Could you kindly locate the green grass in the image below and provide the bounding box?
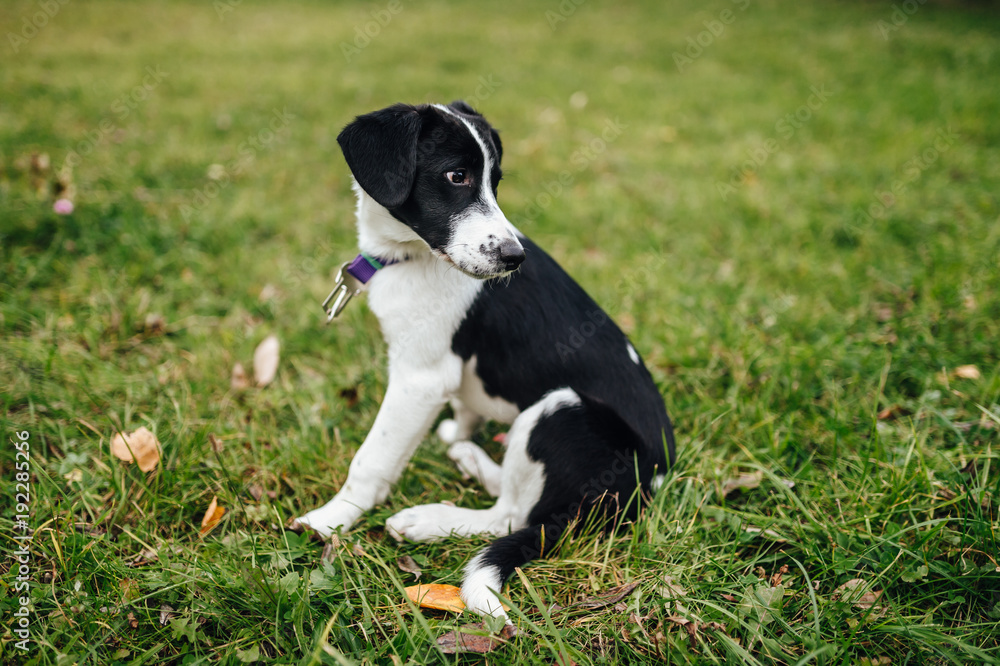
[2,0,999,663]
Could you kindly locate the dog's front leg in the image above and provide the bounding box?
[292,365,454,537]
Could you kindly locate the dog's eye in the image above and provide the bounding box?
[446,169,469,185]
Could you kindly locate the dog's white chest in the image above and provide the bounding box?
[366,260,482,366]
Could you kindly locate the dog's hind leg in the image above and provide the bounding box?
[387,388,579,543]
[436,397,482,444]
[447,441,502,496]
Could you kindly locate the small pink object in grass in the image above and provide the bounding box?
[54,198,74,215]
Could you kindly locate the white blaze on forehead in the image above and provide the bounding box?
[432,104,522,277]
[433,104,499,212]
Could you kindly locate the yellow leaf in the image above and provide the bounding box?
[199,495,226,535]
[110,427,161,472]
[404,584,467,613]
[231,362,250,390]
[954,365,981,380]
[253,335,280,387]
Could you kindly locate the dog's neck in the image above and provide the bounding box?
[352,181,427,264]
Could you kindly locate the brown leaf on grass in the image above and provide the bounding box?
[953,365,981,380]
[143,313,166,336]
[248,484,264,501]
[743,526,788,542]
[666,618,726,646]
[437,622,517,654]
[934,483,958,501]
[208,433,224,453]
[770,565,790,587]
[659,576,688,614]
[253,335,280,387]
[120,578,140,602]
[877,405,911,421]
[873,303,894,322]
[127,547,158,568]
[199,496,225,535]
[110,427,162,472]
[833,578,883,611]
[550,581,640,613]
[127,611,139,629]
[405,584,466,613]
[721,471,763,498]
[320,535,342,562]
[954,420,995,432]
[397,555,422,580]
[231,362,250,390]
[338,386,360,407]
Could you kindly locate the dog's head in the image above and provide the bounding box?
[338,101,525,279]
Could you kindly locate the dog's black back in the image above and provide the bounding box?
[452,235,675,470]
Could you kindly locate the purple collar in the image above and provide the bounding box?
[344,252,398,284]
[322,252,399,322]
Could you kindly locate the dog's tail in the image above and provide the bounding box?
[460,522,564,618]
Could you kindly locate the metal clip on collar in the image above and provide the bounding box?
[321,261,363,322]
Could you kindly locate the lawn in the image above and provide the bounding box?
[2,0,999,663]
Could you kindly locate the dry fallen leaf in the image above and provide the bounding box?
[437,622,517,654]
[833,578,883,611]
[665,614,728,647]
[199,496,226,535]
[660,576,688,615]
[397,555,422,580]
[320,535,343,562]
[231,362,250,390]
[954,365,981,380]
[121,578,140,602]
[721,471,763,498]
[253,335,280,386]
[143,313,166,335]
[877,405,910,421]
[405,584,467,613]
[743,526,788,542]
[551,582,640,613]
[110,427,162,472]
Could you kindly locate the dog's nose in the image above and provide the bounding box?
[499,238,525,270]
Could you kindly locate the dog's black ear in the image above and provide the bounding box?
[448,99,479,116]
[337,104,422,209]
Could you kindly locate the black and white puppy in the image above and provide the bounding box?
[292,101,675,620]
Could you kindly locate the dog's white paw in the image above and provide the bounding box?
[447,441,481,480]
[437,419,461,444]
[447,441,502,496]
[385,504,457,543]
[291,506,353,538]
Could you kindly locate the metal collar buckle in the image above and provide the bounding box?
[321,261,363,322]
